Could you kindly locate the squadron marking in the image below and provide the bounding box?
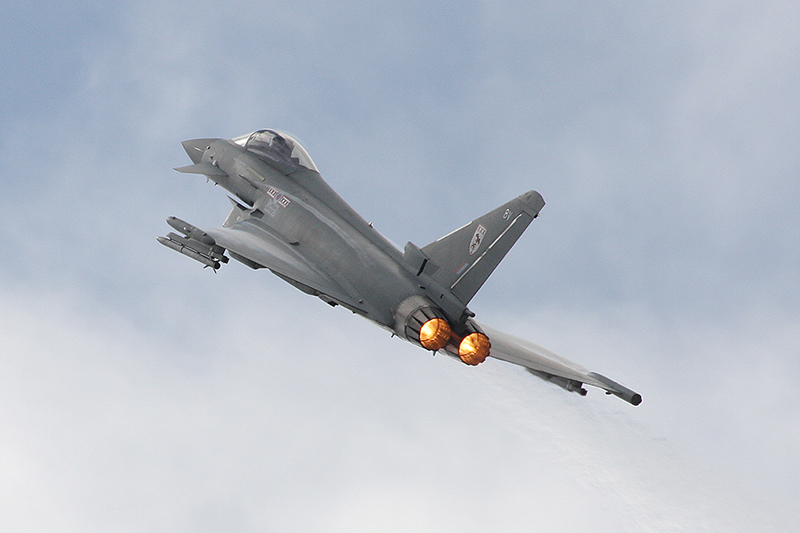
[469,224,487,256]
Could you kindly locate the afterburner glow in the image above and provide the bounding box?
[419,318,451,351]
[458,332,491,365]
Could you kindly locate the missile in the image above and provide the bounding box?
[157,236,220,269]
[527,368,588,396]
[158,217,229,269]
[165,232,228,263]
[167,216,215,246]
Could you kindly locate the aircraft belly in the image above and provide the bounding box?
[341,248,418,327]
[213,148,416,326]
[299,224,414,327]
[205,224,361,311]
[248,191,418,328]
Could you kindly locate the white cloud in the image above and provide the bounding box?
[1,282,793,531]
[1,1,798,531]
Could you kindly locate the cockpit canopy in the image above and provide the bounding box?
[233,129,318,172]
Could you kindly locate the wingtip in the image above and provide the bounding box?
[588,372,642,406]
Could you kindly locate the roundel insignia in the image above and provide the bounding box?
[469,224,487,255]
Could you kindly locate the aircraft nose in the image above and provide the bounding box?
[181,138,219,164]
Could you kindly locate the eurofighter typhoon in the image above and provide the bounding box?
[158,130,641,405]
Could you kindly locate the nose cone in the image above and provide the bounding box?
[181,138,220,164]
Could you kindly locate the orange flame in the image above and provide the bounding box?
[458,332,491,365]
[419,318,452,351]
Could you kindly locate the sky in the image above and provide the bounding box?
[1,1,798,531]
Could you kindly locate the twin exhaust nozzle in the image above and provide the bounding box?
[400,297,491,366]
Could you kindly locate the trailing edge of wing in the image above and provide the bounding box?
[479,323,642,405]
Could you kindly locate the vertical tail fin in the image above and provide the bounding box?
[420,191,545,305]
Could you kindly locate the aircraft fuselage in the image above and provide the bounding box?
[186,138,469,331]
[160,129,641,404]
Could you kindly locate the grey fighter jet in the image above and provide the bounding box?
[158,129,641,405]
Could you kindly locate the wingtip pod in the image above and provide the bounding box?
[588,372,642,406]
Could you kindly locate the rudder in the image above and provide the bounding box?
[420,190,545,305]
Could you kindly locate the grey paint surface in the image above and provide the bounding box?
[161,129,640,405]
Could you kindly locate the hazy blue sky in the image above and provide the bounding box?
[2,1,798,531]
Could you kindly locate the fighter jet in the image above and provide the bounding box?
[158,129,641,405]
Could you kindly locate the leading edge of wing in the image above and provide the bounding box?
[479,323,642,405]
